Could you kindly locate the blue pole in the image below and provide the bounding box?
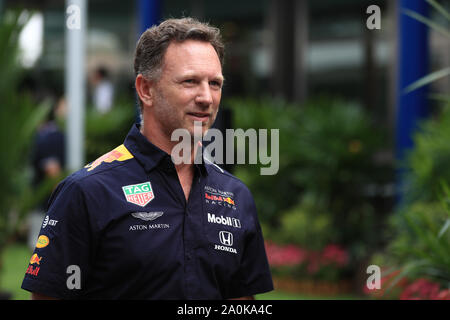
[138,0,161,35]
[135,0,161,124]
[395,0,430,202]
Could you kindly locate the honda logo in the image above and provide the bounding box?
[219,231,233,246]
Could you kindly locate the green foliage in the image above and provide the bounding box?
[0,244,31,299]
[370,1,450,295]
[275,194,335,250]
[391,201,449,265]
[375,100,450,291]
[0,12,52,295]
[84,100,136,163]
[0,11,50,248]
[381,193,450,290]
[291,99,388,211]
[227,96,391,260]
[228,98,303,225]
[403,104,450,204]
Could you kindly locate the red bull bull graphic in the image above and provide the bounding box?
[26,253,42,276]
[223,197,235,205]
[29,254,42,265]
[85,144,133,172]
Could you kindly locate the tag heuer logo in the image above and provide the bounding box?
[122,182,155,207]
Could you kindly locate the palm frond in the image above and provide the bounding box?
[403,8,450,38]
[403,67,450,94]
[426,0,450,21]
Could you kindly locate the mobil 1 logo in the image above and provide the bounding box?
[207,213,241,228]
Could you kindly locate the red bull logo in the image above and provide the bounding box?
[205,193,236,207]
[223,197,235,205]
[29,254,42,265]
[85,144,133,172]
[205,192,224,202]
[26,265,40,277]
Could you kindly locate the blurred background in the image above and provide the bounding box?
[0,0,449,300]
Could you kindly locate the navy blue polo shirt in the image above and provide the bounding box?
[21,124,273,299]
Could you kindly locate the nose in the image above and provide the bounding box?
[195,82,213,106]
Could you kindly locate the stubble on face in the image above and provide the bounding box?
[151,82,186,139]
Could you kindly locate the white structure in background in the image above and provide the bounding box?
[93,78,114,113]
[18,12,43,68]
[65,0,87,172]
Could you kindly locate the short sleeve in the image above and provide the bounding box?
[226,190,274,299]
[21,177,95,299]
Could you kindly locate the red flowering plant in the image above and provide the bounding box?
[400,278,450,300]
[264,241,308,278]
[309,244,350,282]
[265,241,351,282]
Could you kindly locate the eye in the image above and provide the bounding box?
[209,80,222,89]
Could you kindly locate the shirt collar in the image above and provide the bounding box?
[124,123,208,176]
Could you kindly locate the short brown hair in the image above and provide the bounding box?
[134,17,225,81]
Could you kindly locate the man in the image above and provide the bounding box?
[22,17,273,299]
[28,97,66,251]
[90,66,114,114]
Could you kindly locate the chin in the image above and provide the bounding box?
[188,127,209,139]
[186,121,210,134]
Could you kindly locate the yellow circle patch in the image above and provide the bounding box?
[36,235,49,248]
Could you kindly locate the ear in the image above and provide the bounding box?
[135,74,154,108]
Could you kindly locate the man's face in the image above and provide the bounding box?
[148,39,223,138]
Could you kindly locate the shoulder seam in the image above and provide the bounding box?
[204,161,249,187]
[204,157,224,173]
[75,158,136,183]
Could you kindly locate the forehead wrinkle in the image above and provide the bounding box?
[162,40,222,77]
[176,67,223,80]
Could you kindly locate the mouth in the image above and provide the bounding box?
[186,112,210,122]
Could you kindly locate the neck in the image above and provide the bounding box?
[140,118,176,156]
[140,118,201,171]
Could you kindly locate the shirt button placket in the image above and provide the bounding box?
[184,173,203,298]
[184,208,195,298]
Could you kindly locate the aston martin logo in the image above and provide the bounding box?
[131,211,164,221]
